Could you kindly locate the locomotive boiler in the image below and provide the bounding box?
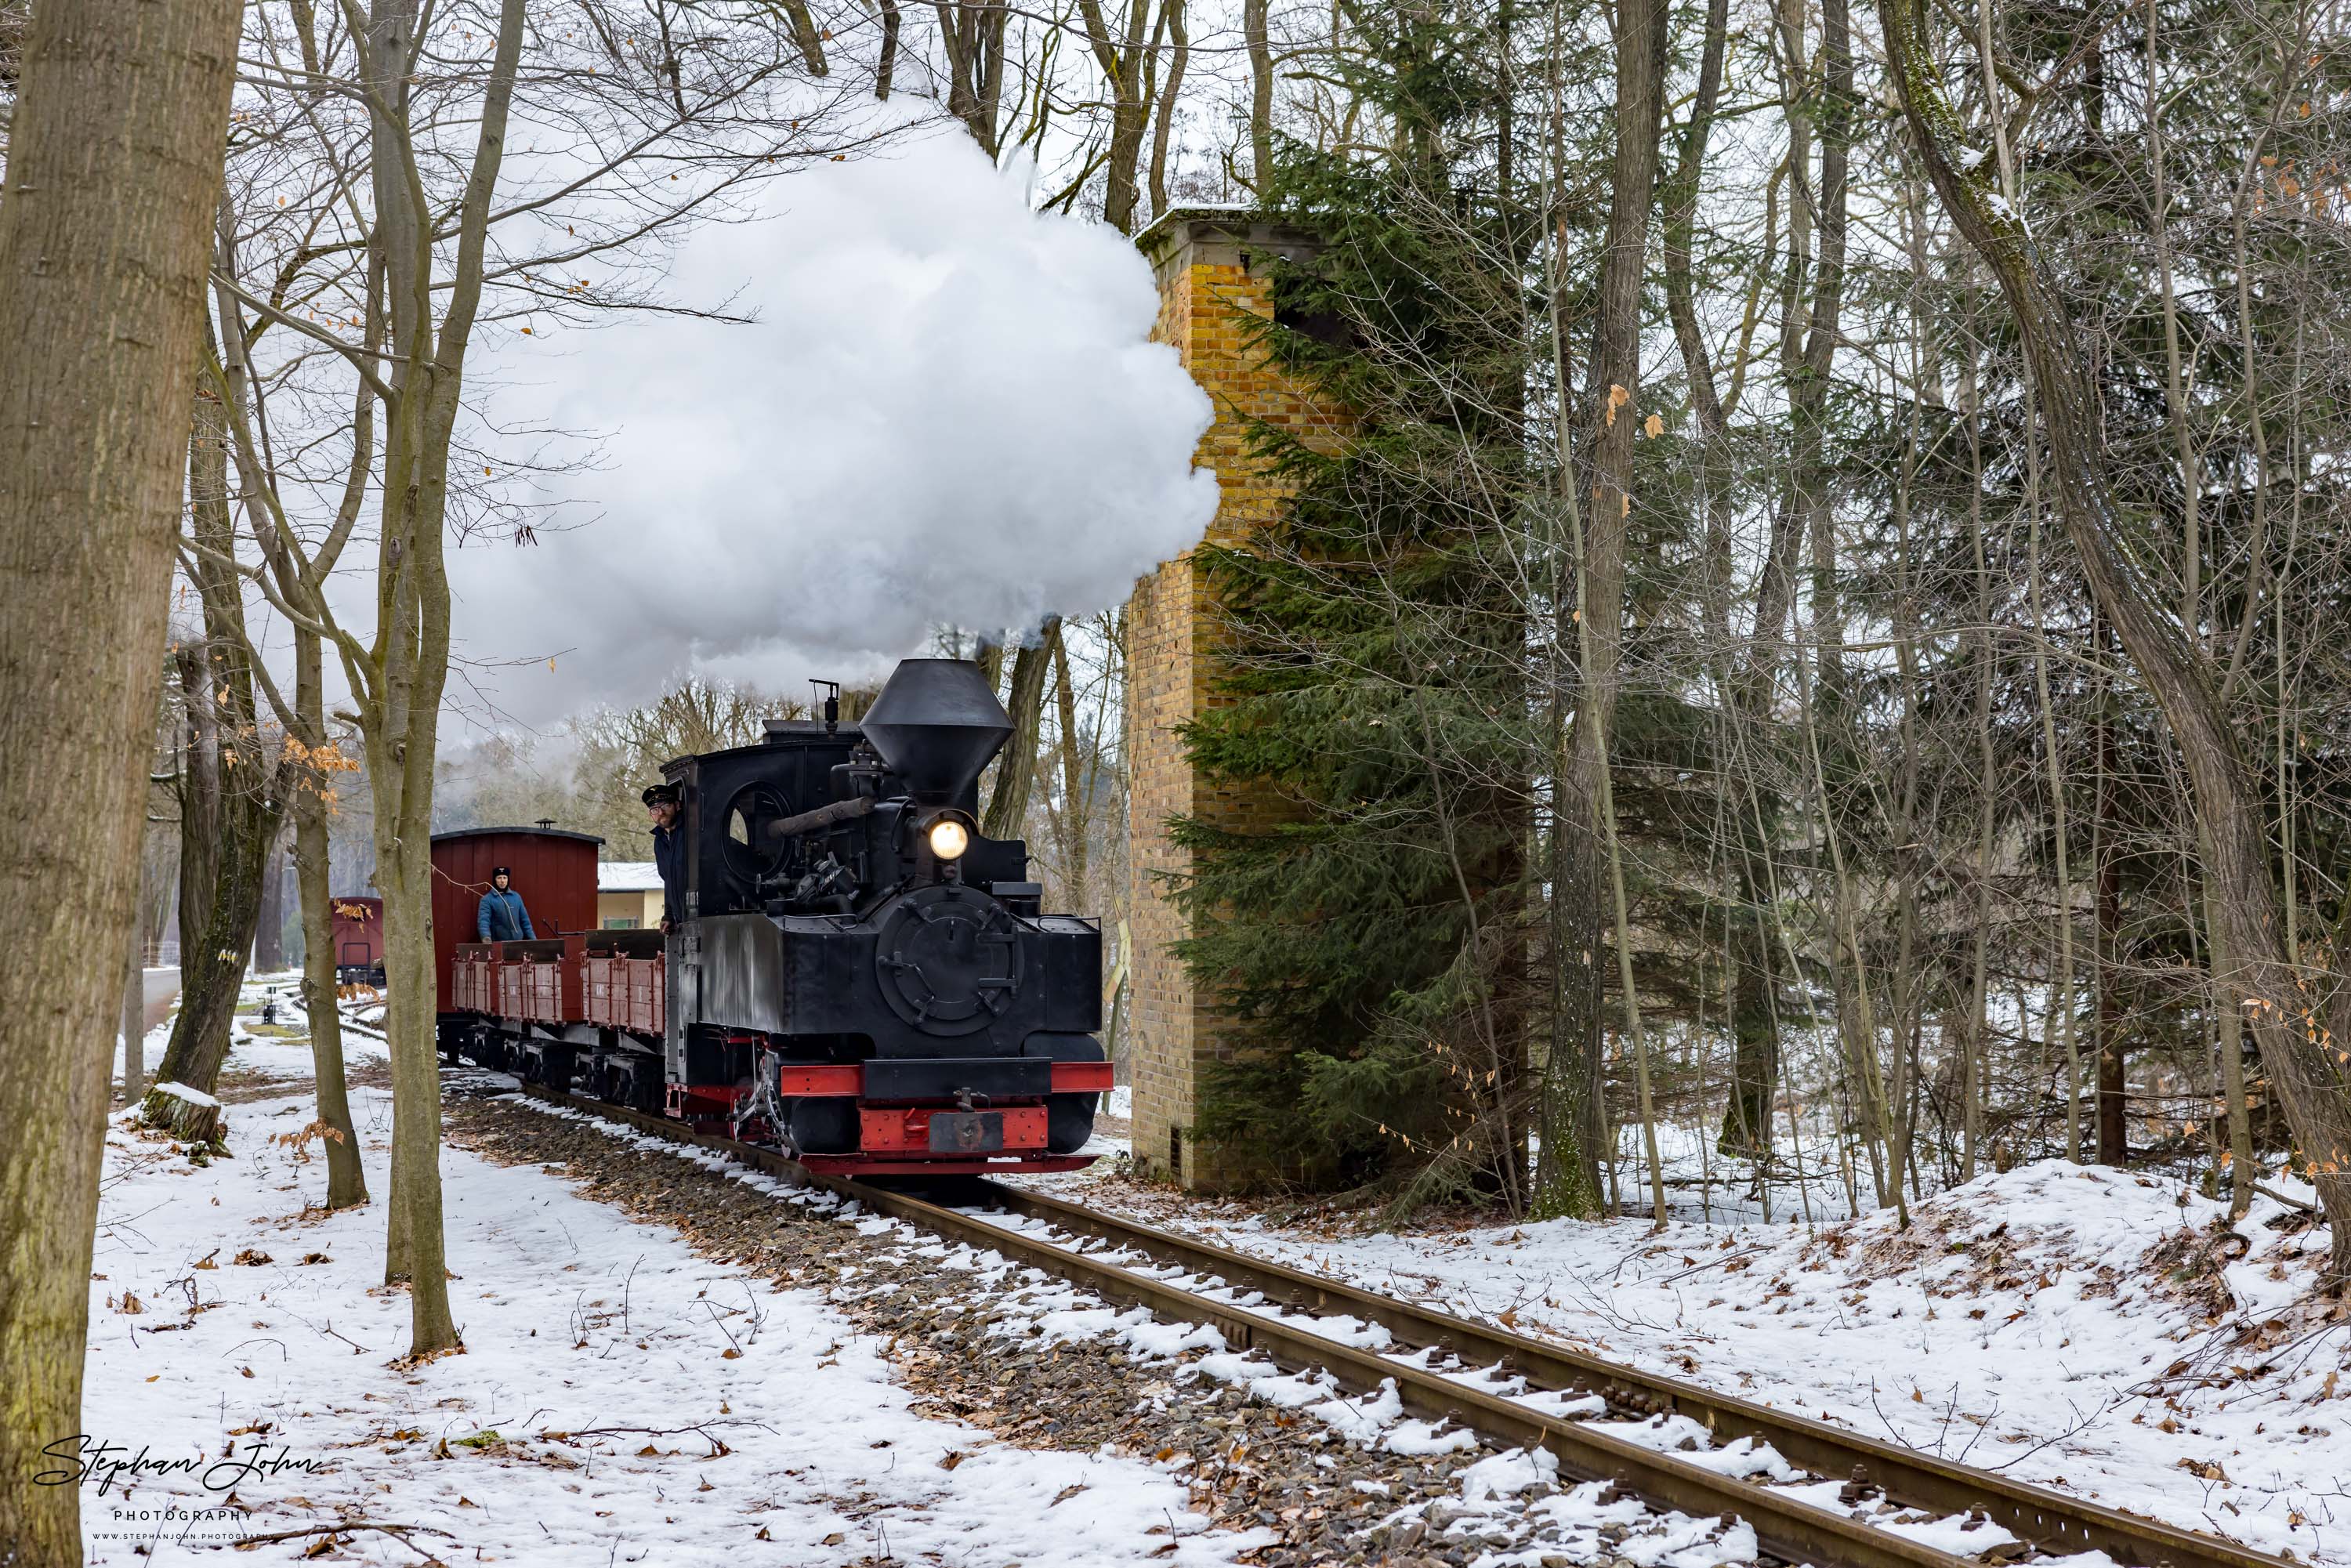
[433,657,1110,1175]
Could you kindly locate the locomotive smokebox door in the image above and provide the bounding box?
[875,885,1020,1034]
[928,1111,1005,1153]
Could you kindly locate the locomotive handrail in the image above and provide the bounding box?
[760,794,875,839]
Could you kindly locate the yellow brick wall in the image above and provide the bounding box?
[1125,212,1349,1190]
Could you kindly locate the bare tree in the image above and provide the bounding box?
[1074,0,1184,231]
[194,0,894,1349]
[0,0,242,1554]
[935,0,1010,151]
[1536,0,1669,1219]
[143,382,292,1135]
[1878,0,2351,1276]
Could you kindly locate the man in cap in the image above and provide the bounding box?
[476,866,536,943]
[643,783,684,933]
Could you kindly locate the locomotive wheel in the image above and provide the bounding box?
[1045,1094,1098,1155]
[782,1096,857,1153]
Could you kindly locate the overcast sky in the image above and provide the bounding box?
[404,128,1215,737]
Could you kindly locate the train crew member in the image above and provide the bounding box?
[644,783,683,934]
[476,866,536,942]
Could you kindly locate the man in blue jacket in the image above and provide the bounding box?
[643,784,683,933]
[476,866,535,942]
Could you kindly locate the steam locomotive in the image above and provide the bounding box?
[431,658,1110,1175]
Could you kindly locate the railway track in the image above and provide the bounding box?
[507,1081,2292,1568]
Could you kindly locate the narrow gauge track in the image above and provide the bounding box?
[509,1081,2290,1568]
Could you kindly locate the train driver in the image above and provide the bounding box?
[476,866,536,943]
[643,783,683,934]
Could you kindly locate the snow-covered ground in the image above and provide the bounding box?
[83,986,1260,1565]
[1049,1157,2351,1566]
[96,981,2347,1565]
[112,969,362,1090]
[502,1091,1780,1568]
[83,992,1778,1568]
[82,1078,1273,1565]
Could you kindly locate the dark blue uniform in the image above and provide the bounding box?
[652,823,684,926]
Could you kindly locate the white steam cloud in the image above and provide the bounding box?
[452,130,1218,725]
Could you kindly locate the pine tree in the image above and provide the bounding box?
[1171,1,1538,1207]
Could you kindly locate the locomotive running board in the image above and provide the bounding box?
[770,1059,1115,1099]
[525,1083,1093,1178]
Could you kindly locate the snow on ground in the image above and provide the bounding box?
[506,1092,1773,1568]
[101,979,2346,1563]
[112,970,381,1092]
[79,1019,1252,1564]
[1046,1157,2351,1565]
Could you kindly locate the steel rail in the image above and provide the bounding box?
[507,1085,2288,1568]
[969,1181,2284,1568]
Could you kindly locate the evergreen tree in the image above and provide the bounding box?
[1170,1,1538,1207]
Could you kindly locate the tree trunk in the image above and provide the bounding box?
[1961,353,1996,1182]
[875,0,900,99]
[2025,424,2081,1162]
[1048,625,1091,911]
[294,639,368,1209]
[1537,0,1668,1219]
[142,809,269,1113]
[1147,0,1188,219]
[147,396,283,1110]
[1662,0,1781,1164]
[2095,679,2127,1166]
[1879,0,2351,1276]
[122,817,167,1102]
[2203,864,2255,1215]
[120,915,147,1102]
[936,0,1007,155]
[1076,0,1159,234]
[359,0,528,1358]
[984,618,1056,842]
[1561,0,1674,1213]
[1243,0,1273,190]
[176,644,222,955]
[0,0,241,1554]
[255,829,290,972]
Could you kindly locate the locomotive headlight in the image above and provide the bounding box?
[927,818,971,861]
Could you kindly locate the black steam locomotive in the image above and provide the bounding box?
[434,658,1109,1175]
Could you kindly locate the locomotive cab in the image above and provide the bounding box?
[660,659,1109,1171]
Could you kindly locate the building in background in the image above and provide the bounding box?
[597,862,665,930]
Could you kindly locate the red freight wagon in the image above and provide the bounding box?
[582,928,665,1036]
[429,826,600,1012]
[329,896,385,985]
[449,943,497,1014]
[433,826,607,1088]
[491,936,585,1024]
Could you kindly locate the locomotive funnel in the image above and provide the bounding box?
[861,658,1014,804]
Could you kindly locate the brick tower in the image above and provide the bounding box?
[1123,209,1347,1189]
